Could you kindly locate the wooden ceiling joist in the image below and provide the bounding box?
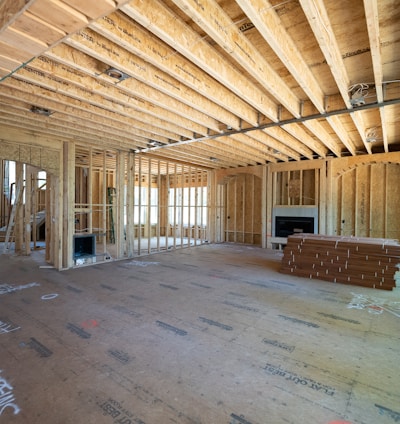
[0,0,37,32]
[84,17,259,128]
[51,36,240,131]
[0,0,398,167]
[120,0,280,122]
[169,0,300,117]
[1,77,196,143]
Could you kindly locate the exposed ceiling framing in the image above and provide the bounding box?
[0,0,399,169]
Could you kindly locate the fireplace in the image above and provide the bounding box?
[275,216,314,237]
[272,206,318,238]
[73,233,96,259]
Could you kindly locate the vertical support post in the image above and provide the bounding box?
[31,170,38,251]
[62,141,75,269]
[138,155,142,255]
[88,147,93,233]
[165,161,170,249]
[116,150,126,259]
[147,157,152,254]
[24,166,33,255]
[208,170,216,243]
[325,159,334,235]
[156,160,161,251]
[102,151,107,255]
[126,152,135,257]
[262,165,268,248]
[14,162,24,254]
[188,165,192,246]
[173,163,177,248]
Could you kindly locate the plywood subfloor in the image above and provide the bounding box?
[0,244,399,424]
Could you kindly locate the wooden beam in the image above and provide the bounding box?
[28,0,89,33]
[363,0,383,102]
[121,0,340,157]
[54,34,240,130]
[350,111,372,154]
[169,0,300,117]
[2,78,196,141]
[264,127,315,160]
[12,11,65,46]
[0,0,36,32]
[0,98,171,147]
[28,55,219,133]
[227,134,281,163]
[363,0,389,152]
[326,116,356,156]
[62,0,117,20]
[281,123,327,158]
[120,1,279,122]
[116,150,125,258]
[68,26,251,129]
[299,0,371,155]
[11,64,210,141]
[62,140,75,269]
[0,0,131,81]
[236,0,325,112]
[299,0,351,108]
[302,120,342,157]
[0,26,48,56]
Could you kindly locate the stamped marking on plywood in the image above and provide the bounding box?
[222,301,259,313]
[107,349,132,364]
[375,404,400,422]
[97,398,139,423]
[66,323,91,339]
[159,283,179,290]
[262,338,295,353]
[129,295,145,301]
[97,365,202,423]
[0,370,20,416]
[199,317,233,331]
[208,273,233,281]
[269,279,295,287]
[66,285,83,293]
[190,282,212,289]
[156,321,187,336]
[0,318,20,335]
[228,292,246,297]
[278,315,320,328]
[317,312,360,325]
[112,305,141,318]
[264,363,335,396]
[101,284,117,291]
[242,281,270,289]
[230,413,253,424]
[28,337,53,357]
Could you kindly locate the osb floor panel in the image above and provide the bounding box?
[0,244,399,424]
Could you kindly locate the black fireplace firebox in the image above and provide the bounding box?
[275,216,315,238]
[73,234,96,259]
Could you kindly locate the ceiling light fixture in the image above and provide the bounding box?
[147,140,164,148]
[105,67,130,82]
[348,83,369,107]
[365,127,378,143]
[30,105,54,116]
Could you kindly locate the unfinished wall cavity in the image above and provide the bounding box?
[73,146,210,266]
[333,160,400,239]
